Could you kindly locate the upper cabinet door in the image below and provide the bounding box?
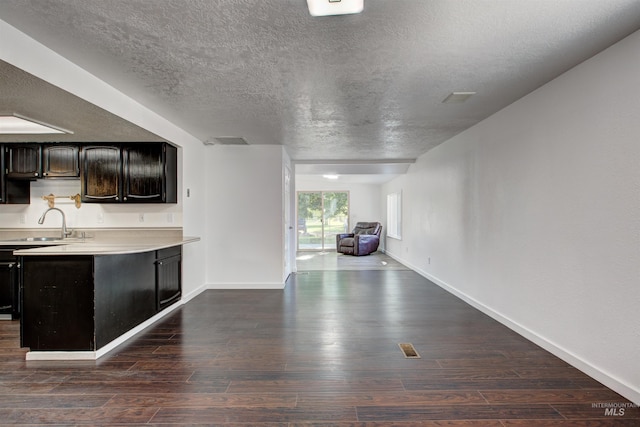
[0,145,4,203]
[0,144,31,205]
[42,145,80,178]
[122,143,164,202]
[5,144,41,179]
[122,143,177,203]
[81,145,121,202]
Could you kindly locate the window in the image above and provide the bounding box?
[387,191,402,240]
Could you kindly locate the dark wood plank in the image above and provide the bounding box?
[0,407,158,424]
[502,421,640,426]
[481,388,632,404]
[104,392,298,408]
[150,406,358,423]
[355,404,563,421]
[0,269,635,425]
[297,391,487,407]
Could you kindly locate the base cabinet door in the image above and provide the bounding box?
[21,256,95,351]
[94,252,156,348]
[156,247,182,311]
[0,260,17,318]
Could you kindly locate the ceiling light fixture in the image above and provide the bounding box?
[442,92,476,104]
[0,113,73,134]
[323,174,339,180]
[307,0,364,17]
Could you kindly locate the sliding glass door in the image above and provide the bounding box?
[297,191,349,251]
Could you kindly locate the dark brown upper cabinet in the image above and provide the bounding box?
[0,146,4,203]
[81,145,121,203]
[81,143,177,204]
[123,143,175,203]
[4,144,42,179]
[42,144,80,178]
[0,145,30,204]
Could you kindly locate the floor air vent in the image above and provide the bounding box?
[398,343,420,358]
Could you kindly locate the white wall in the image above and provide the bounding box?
[0,20,208,299]
[383,30,640,404]
[295,175,383,234]
[205,145,287,289]
[179,140,207,300]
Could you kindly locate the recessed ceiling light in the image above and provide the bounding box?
[323,174,339,179]
[0,113,73,134]
[307,0,364,17]
[442,92,476,104]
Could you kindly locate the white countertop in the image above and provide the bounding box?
[12,237,200,256]
[2,235,200,256]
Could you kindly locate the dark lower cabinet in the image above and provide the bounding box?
[94,252,156,348]
[0,251,19,319]
[0,246,42,319]
[156,246,182,311]
[22,256,94,350]
[21,247,182,352]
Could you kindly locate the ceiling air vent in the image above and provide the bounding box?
[442,92,476,104]
[204,137,249,146]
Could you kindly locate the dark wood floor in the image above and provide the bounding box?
[0,269,637,425]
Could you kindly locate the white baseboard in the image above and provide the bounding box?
[207,281,285,290]
[182,283,207,303]
[384,250,640,405]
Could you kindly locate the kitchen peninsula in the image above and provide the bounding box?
[6,229,198,361]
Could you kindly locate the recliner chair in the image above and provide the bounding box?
[336,222,382,256]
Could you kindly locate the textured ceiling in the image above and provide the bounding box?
[1,0,639,162]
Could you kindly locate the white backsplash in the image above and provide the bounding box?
[0,179,182,229]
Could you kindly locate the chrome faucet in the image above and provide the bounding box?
[38,207,72,239]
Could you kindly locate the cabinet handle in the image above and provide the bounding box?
[159,291,181,306]
[126,194,160,199]
[85,195,118,200]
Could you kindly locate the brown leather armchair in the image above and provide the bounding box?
[336,222,382,256]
